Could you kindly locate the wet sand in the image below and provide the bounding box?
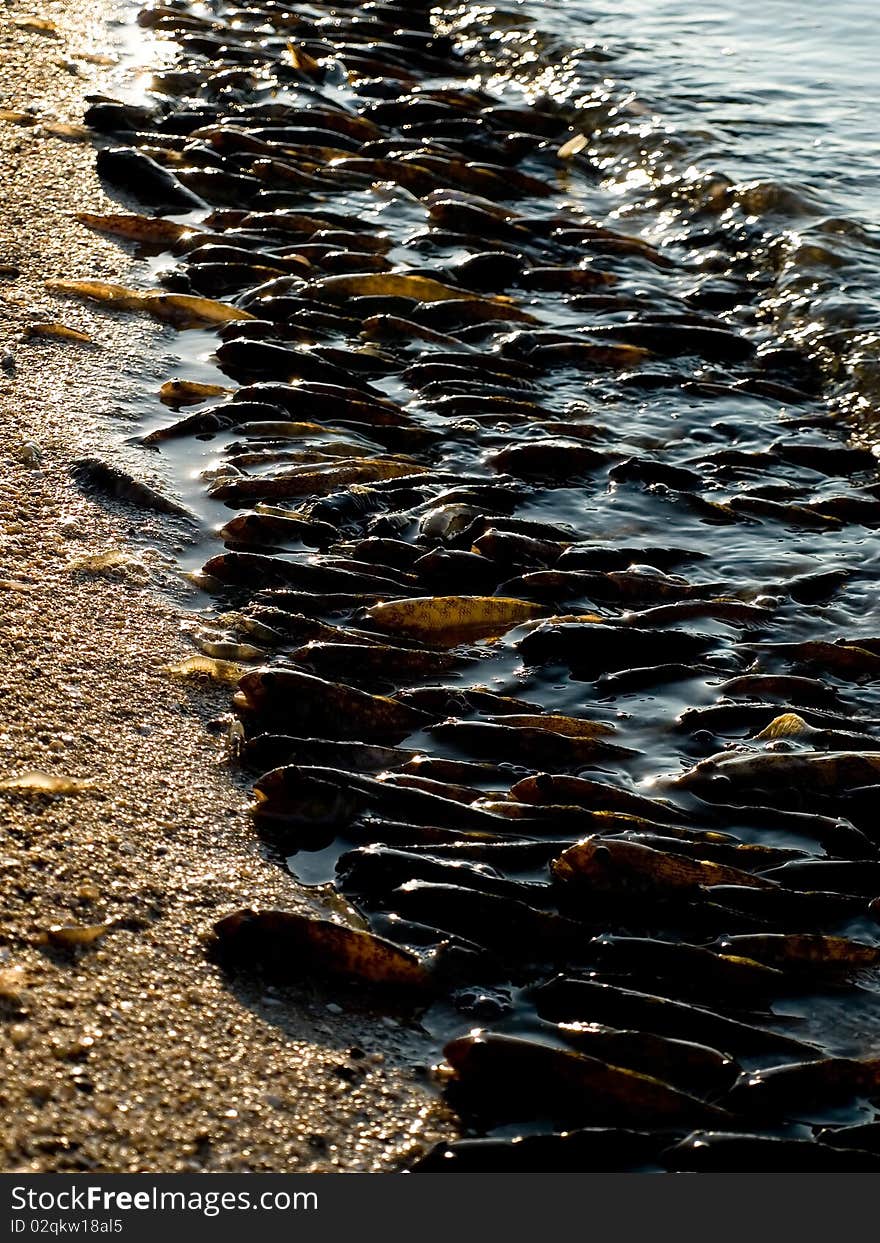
[0,0,449,1173]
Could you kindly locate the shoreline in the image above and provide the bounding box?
[0,0,449,1173]
[7,0,880,1175]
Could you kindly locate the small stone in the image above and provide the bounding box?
[46,922,112,949]
[0,965,27,1002]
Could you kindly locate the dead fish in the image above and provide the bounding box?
[234,668,430,740]
[528,342,651,370]
[759,859,880,896]
[400,840,571,869]
[460,514,586,544]
[468,801,626,830]
[771,568,851,604]
[729,495,843,530]
[208,460,424,503]
[805,495,880,525]
[349,537,422,571]
[363,595,546,645]
[818,1122,880,1154]
[472,529,566,569]
[410,549,504,594]
[76,211,190,245]
[391,880,585,957]
[596,664,715,695]
[241,735,416,774]
[25,322,93,344]
[595,322,755,363]
[531,978,818,1058]
[96,146,206,211]
[510,774,690,824]
[160,379,230,408]
[711,934,880,973]
[552,1022,738,1099]
[361,313,464,347]
[609,457,705,492]
[442,1032,733,1128]
[606,830,800,872]
[519,623,712,677]
[412,1129,664,1173]
[673,751,880,804]
[219,513,337,550]
[400,756,521,785]
[48,280,254,329]
[557,544,706,573]
[487,440,611,480]
[379,773,487,806]
[70,458,194,521]
[552,837,778,896]
[336,845,543,905]
[751,640,880,681]
[623,600,771,628]
[718,674,840,707]
[202,552,412,594]
[519,267,617,292]
[392,686,544,718]
[725,1057,880,1118]
[751,712,880,753]
[256,763,504,834]
[428,721,635,767]
[772,440,876,476]
[419,504,486,543]
[232,607,377,647]
[291,641,469,686]
[232,380,408,426]
[588,935,788,1004]
[306,271,480,304]
[502,570,705,606]
[482,714,616,739]
[214,338,362,386]
[677,703,863,736]
[664,1132,880,1173]
[252,590,388,617]
[700,884,867,929]
[212,908,432,991]
[700,803,875,858]
[252,769,366,827]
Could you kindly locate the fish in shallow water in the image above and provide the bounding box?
[212,908,433,992]
[234,668,430,740]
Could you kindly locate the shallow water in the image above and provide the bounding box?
[463,0,880,419]
[566,0,880,227]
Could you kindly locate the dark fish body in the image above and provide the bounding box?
[519,623,712,675]
[443,1032,734,1128]
[234,668,429,740]
[96,146,206,211]
[532,978,817,1058]
[413,1130,664,1173]
[664,1132,880,1173]
[71,457,194,520]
